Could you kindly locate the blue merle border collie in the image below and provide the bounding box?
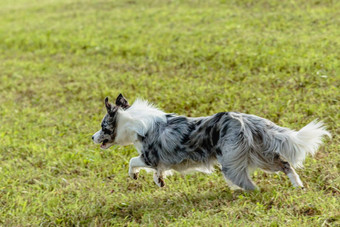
[92,94,330,190]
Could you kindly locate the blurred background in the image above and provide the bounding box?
[0,0,339,225]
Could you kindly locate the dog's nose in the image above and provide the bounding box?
[92,135,94,140]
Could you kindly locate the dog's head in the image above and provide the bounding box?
[92,94,130,149]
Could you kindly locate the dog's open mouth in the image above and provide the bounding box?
[100,139,109,148]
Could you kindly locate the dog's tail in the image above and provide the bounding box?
[278,120,331,168]
[233,115,331,169]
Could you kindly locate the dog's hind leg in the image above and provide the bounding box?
[129,156,152,180]
[221,166,256,191]
[280,161,304,188]
[217,149,256,191]
[224,177,242,190]
[261,155,304,188]
[261,156,304,188]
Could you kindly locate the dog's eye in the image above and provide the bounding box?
[102,128,112,134]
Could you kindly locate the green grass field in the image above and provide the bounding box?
[0,0,339,225]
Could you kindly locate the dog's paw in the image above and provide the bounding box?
[129,169,138,180]
[155,178,165,187]
[153,174,165,187]
[158,178,165,187]
[294,185,305,189]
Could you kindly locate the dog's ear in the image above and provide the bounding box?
[115,93,130,110]
[104,97,114,113]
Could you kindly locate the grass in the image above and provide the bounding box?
[0,0,339,225]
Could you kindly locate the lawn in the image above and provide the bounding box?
[0,0,339,225]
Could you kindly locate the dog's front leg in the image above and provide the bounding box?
[128,156,149,180]
[153,169,165,187]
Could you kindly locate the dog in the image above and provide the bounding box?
[92,94,330,190]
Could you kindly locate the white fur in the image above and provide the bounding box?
[92,130,102,144]
[129,156,149,179]
[282,120,331,168]
[126,99,166,137]
[115,99,166,146]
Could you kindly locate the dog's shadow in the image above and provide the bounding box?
[109,186,260,222]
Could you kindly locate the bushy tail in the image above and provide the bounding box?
[279,120,331,168]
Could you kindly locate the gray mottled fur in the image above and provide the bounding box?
[93,94,331,190]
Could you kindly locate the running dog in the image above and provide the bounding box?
[92,94,330,190]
